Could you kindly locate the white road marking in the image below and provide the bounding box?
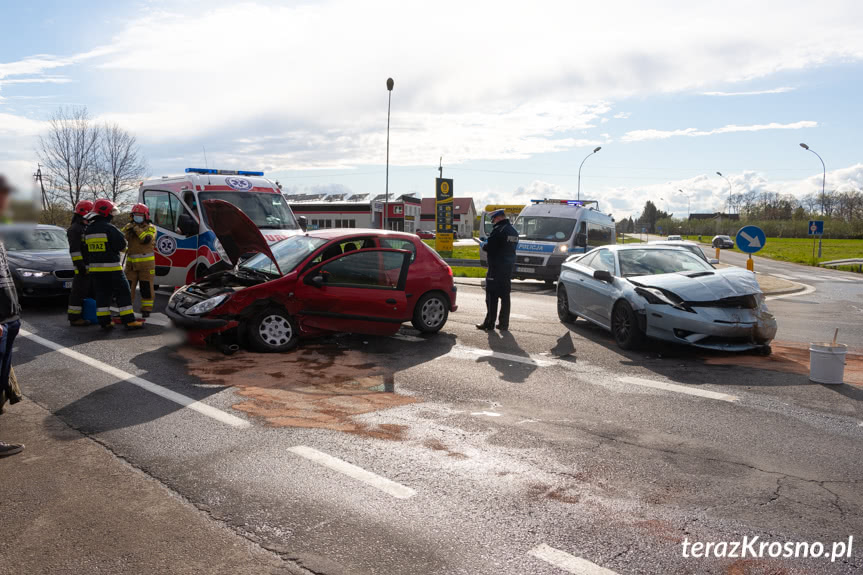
[288,446,415,499]
[19,329,250,428]
[471,411,502,417]
[446,344,555,367]
[770,273,799,281]
[617,376,738,402]
[509,313,535,321]
[529,544,618,575]
[765,283,816,301]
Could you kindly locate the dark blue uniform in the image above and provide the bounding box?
[84,216,137,327]
[481,217,519,329]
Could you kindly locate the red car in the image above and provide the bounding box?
[416,229,436,239]
[166,200,458,352]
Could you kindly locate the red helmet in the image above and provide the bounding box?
[92,198,115,217]
[130,203,150,217]
[74,199,94,217]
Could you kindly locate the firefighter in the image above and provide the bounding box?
[122,203,157,317]
[85,199,143,330]
[477,209,519,331]
[66,199,93,326]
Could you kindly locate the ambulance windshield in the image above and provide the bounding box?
[199,191,298,230]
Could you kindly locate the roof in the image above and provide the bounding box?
[421,197,476,215]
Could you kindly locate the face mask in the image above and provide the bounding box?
[133,215,144,224]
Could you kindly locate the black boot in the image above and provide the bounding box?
[475,323,493,330]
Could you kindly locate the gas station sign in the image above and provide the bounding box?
[435,178,454,256]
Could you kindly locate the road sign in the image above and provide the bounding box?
[735,225,766,254]
[808,220,824,236]
[435,178,454,257]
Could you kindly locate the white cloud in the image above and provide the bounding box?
[613,112,631,119]
[622,121,817,142]
[701,86,795,96]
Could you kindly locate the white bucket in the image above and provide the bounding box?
[809,342,847,384]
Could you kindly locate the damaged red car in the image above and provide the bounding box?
[166,200,458,352]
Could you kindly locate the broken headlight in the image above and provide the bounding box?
[635,287,694,313]
[186,294,229,316]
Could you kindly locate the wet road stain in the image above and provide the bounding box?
[700,341,863,386]
[724,558,790,575]
[423,439,468,459]
[178,343,417,437]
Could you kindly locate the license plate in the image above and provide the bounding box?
[63,281,72,289]
[516,266,534,273]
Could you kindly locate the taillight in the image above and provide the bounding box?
[446,265,453,277]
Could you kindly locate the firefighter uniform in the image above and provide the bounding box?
[66,204,92,325]
[84,205,141,329]
[122,221,157,314]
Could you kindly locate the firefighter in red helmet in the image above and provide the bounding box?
[66,199,94,326]
[84,199,143,330]
[122,203,157,316]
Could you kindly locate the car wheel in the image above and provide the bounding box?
[713,240,720,248]
[557,285,576,323]
[246,308,299,352]
[611,301,643,350]
[412,292,449,333]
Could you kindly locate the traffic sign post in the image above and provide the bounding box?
[735,225,766,272]
[808,220,824,262]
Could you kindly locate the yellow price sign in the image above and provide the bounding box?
[435,233,454,254]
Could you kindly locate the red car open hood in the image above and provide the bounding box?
[201,199,282,274]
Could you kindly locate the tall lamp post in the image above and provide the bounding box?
[678,189,690,236]
[577,146,601,201]
[799,143,826,216]
[716,171,732,233]
[384,77,394,230]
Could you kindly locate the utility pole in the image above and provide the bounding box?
[384,77,394,230]
[438,156,443,180]
[33,164,48,210]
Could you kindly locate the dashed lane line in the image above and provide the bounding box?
[288,446,416,499]
[529,544,619,575]
[617,376,738,403]
[19,329,251,428]
[445,344,555,367]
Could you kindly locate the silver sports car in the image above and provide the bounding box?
[557,244,777,352]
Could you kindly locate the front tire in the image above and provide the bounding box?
[246,308,299,352]
[557,285,576,323]
[612,301,643,350]
[412,292,449,333]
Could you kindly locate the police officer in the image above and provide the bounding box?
[66,199,93,326]
[122,203,157,317]
[85,199,143,330]
[477,209,519,331]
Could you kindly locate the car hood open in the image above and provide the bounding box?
[628,267,761,302]
[201,199,281,274]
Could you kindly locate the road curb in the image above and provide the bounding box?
[761,279,809,297]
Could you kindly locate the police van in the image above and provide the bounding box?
[480,199,616,284]
[137,168,303,287]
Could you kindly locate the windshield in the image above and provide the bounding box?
[619,249,713,277]
[240,235,327,276]
[515,216,576,241]
[198,192,298,230]
[0,228,69,251]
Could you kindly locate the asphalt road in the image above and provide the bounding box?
[9,266,863,574]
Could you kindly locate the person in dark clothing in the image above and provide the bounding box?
[0,174,24,457]
[67,199,94,326]
[477,209,519,331]
[85,199,143,330]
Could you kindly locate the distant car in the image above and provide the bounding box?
[0,224,75,298]
[167,200,458,352]
[667,234,682,241]
[452,230,459,239]
[712,235,734,249]
[416,230,436,239]
[649,240,717,264]
[557,244,776,352]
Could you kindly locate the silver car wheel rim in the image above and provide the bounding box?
[421,298,445,327]
[259,315,292,347]
[557,289,568,317]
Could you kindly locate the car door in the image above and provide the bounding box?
[561,251,597,317]
[579,248,618,327]
[294,248,412,336]
[143,190,201,286]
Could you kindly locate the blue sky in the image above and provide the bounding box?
[2,0,862,220]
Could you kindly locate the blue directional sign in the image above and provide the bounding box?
[808,220,824,236]
[736,225,766,254]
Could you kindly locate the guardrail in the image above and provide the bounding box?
[820,258,863,272]
[443,259,482,267]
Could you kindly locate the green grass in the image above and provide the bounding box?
[422,239,480,260]
[619,236,645,244]
[729,237,863,268]
[451,266,486,278]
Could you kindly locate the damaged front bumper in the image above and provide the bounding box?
[641,303,777,351]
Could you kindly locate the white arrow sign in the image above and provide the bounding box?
[739,230,761,248]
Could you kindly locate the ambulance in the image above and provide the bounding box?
[137,168,303,287]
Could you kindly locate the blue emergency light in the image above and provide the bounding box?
[530,199,584,205]
[185,168,265,176]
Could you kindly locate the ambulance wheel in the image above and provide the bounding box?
[412,292,449,334]
[247,308,299,352]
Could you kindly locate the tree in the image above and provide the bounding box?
[37,106,101,207]
[94,123,148,205]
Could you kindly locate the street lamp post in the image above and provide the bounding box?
[716,171,732,233]
[678,189,690,236]
[384,77,394,230]
[577,146,602,201]
[799,143,826,216]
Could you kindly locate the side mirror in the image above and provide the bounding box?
[593,269,613,283]
[479,236,486,242]
[576,233,587,247]
[708,258,719,265]
[298,216,307,232]
[307,274,325,288]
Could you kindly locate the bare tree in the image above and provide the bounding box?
[37,106,100,207]
[94,123,148,205]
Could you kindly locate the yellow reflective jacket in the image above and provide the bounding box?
[122,222,157,271]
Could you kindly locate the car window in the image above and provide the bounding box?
[144,190,195,234]
[0,228,68,251]
[587,222,615,246]
[378,237,417,262]
[619,249,713,277]
[317,250,404,289]
[577,251,597,267]
[241,235,327,276]
[308,238,376,267]
[587,249,615,273]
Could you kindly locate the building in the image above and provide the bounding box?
[286,193,423,232]
[420,197,477,237]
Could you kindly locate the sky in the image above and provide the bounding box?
[2,0,862,221]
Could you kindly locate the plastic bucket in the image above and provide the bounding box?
[82,298,98,324]
[809,342,847,384]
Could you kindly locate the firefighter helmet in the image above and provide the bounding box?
[92,198,115,217]
[130,203,150,218]
[74,199,94,217]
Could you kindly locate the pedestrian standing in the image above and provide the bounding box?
[477,209,519,331]
[85,199,144,330]
[122,204,157,317]
[67,199,93,326]
[0,174,24,456]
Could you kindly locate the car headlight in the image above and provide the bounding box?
[556,244,569,254]
[17,268,49,278]
[185,294,229,316]
[635,287,694,313]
